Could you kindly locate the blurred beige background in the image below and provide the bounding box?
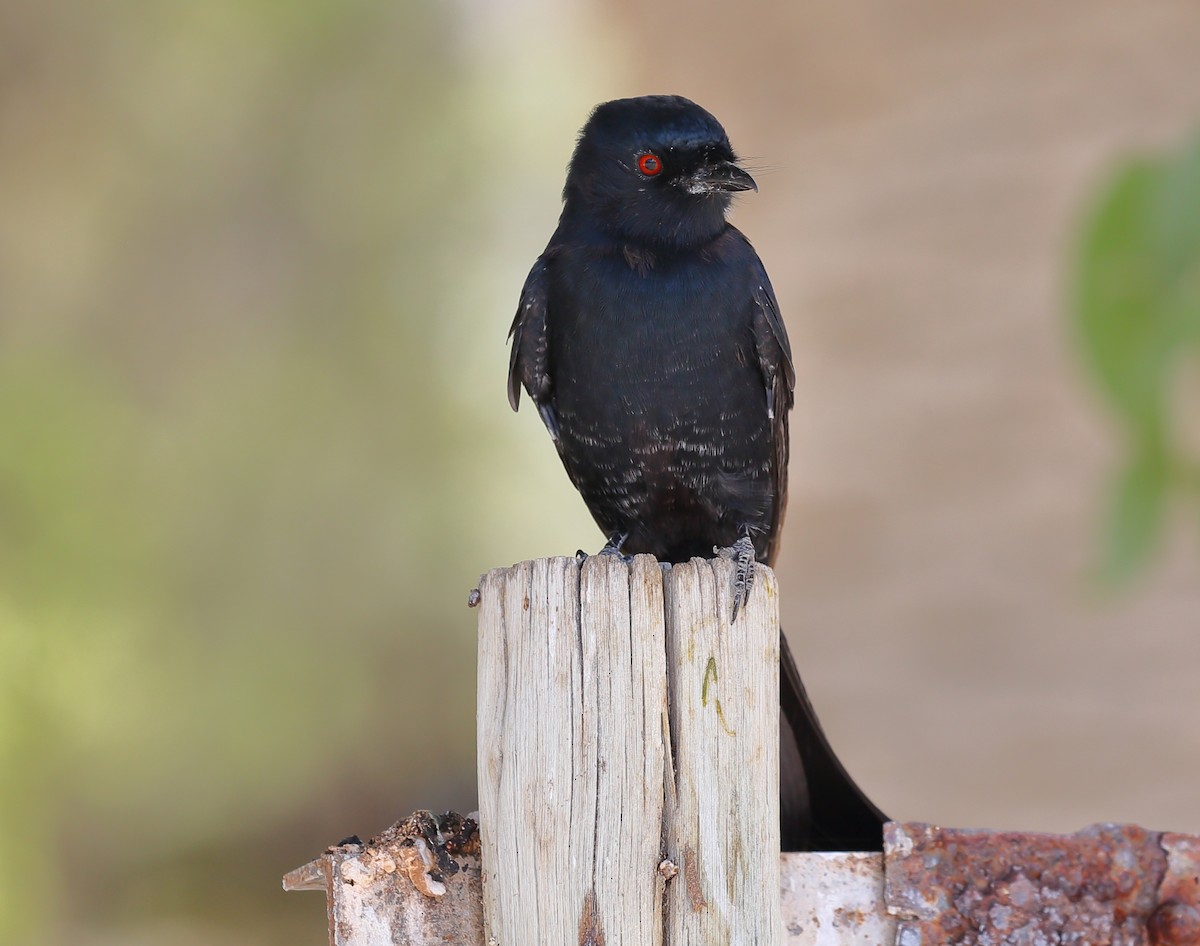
[1,1,1198,943]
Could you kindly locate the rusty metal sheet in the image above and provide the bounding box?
[884,822,1169,946]
[287,816,1200,945]
[1151,834,1200,946]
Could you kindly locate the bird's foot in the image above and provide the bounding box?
[599,532,633,563]
[715,535,756,623]
[577,533,632,566]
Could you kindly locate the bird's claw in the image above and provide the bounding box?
[715,535,756,622]
[579,533,633,566]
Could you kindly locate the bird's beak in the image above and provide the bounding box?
[682,160,758,195]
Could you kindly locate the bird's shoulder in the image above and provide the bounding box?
[704,227,795,398]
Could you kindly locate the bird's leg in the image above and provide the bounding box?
[599,531,632,561]
[715,531,756,623]
[576,532,632,565]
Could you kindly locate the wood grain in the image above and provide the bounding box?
[477,554,780,946]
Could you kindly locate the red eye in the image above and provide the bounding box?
[637,153,663,176]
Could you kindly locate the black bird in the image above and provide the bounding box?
[507,94,884,851]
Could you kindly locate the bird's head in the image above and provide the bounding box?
[562,95,757,249]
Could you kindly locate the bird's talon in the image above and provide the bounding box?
[715,535,756,622]
[596,533,633,564]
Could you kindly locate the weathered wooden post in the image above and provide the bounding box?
[284,555,1200,945]
[476,553,781,946]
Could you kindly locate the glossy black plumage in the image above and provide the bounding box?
[508,95,884,851]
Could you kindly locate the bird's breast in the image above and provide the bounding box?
[547,249,768,452]
[553,257,741,385]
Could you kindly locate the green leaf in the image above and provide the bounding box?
[1075,131,1200,582]
[1152,134,1200,288]
[1101,443,1168,584]
[1076,159,1164,429]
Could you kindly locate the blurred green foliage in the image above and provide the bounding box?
[0,1,614,943]
[1075,132,1200,582]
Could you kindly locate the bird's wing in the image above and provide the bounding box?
[507,254,560,440]
[751,271,795,566]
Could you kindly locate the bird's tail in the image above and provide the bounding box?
[779,630,887,851]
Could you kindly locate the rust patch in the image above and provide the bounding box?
[885,822,1167,945]
[832,906,867,928]
[358,810,481,899]
[398,840,443,897]
[578,889,606,946]
[1160,834,1200,909]
[683,845,707,912]
[1154,834,1200,945]
[1149,901,1200,946]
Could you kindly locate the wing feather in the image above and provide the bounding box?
[751,273,795,566]
[507,254,559,439]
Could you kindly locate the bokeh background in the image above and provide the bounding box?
[2,1,1199,943]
